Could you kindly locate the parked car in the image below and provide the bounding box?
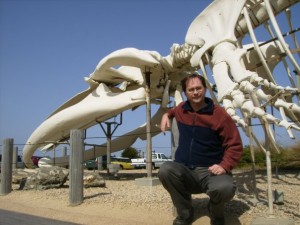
[85,155,107,170]
[111,157,134,170]
[131,152,172,169]
[85,156,134,170]
[0,154,24,171]
[31,156,43,167]
[85,158,100,170]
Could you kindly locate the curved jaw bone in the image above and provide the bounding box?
[23,83,146,167]
[38,107,167,168]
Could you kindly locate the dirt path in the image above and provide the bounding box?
[0,169,299,225]
[0,199,244,225]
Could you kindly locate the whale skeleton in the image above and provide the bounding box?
[23,0,299,171]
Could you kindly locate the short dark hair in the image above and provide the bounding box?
[181,73,206,92]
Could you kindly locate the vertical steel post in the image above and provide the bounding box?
[98,115,122,174]
[106,123,112,166]
[266,149,274,216]
[61,146,67,157]
[53,145,56,166]
[144,67,153,177]
[295,70,300,93]
[12,146,18,170]
[248,119,258,199]
[62,146,67,168]
[97,156,103,171]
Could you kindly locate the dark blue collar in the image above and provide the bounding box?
[182,97,214,114]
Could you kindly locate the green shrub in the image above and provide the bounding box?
[237,143,300,170]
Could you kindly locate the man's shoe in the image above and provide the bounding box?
[207,202,225,225]
[173,208,194,225]
[210,217,225,225]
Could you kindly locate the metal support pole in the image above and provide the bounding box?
[61,146,67,157]
[248,119,258,199]
[145,67,153,177]
[0,138,13,195]
[69,130,84,206]
[295,70,300,93]
[98,114,122,174]
[53,145,56,166]
[266,149,274,216]
[106,123,112,165]
[62,146,67,168]
[97,156,103,170]
[12,146,18,170]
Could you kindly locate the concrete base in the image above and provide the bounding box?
[251,217,294,225]
[134,177,161,186]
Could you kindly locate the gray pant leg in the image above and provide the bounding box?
[158,162,236,219]
[158,162,199,213]
[204,173,236,218]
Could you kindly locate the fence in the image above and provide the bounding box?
[0,130,85,206]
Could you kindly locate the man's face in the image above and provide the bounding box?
[185,78,206,105]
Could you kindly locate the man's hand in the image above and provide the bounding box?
[208,164,226,175]
[161,113,170,134]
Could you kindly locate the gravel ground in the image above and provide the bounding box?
[0,169,299,225]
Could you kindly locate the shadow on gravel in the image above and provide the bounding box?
[191,198,247,225]
[84,192,111,201]
[0,209,81,225]
[98,169,159,181]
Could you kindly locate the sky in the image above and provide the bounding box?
[0,0,299,158]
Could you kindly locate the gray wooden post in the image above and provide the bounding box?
[0,138,14,195]
[69,130,84,206]
[12,146,18,170]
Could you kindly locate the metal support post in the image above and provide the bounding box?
[266,149,274,216]
[98,114,122,174]
[248,119,258,199]
[145,67,153,178]
[12,146,18,170]
[135,67,169,186]
[61,146,67,157]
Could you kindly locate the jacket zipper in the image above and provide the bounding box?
[189,113,197,163]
